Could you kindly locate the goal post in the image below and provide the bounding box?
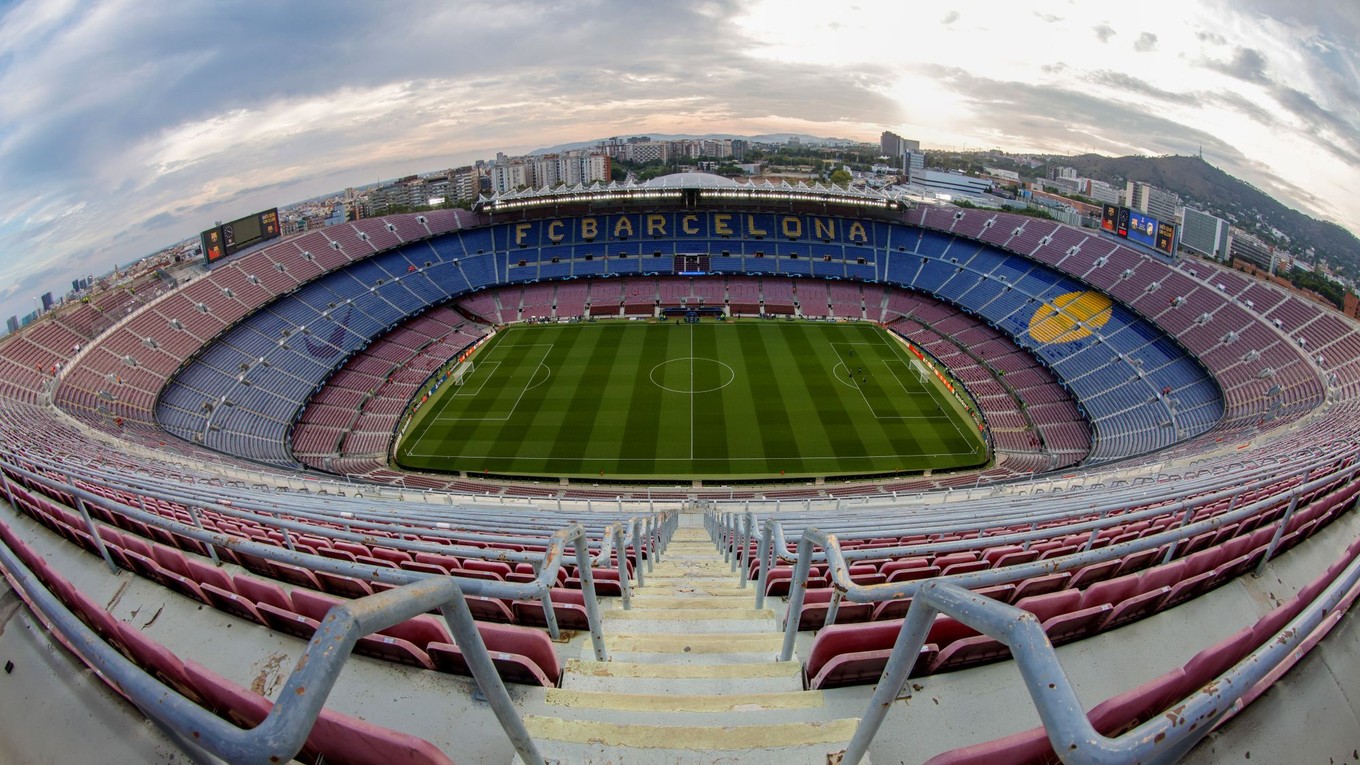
[913,359,929,385]
[452,360,474,386]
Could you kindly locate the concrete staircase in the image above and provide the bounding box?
[519,522,861,764]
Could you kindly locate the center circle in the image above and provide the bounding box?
[649,357,737,394]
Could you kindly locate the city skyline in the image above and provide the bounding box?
[0,0,1356,323]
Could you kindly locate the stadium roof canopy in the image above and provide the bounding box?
[474,171,906,214]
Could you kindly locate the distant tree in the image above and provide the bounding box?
[1285,267,1348,309]
[829,168,853,186]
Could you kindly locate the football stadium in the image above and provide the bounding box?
[2,173,1359,763]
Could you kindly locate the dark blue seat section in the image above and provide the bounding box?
[156,235,502,467]
[155,214,1221,468]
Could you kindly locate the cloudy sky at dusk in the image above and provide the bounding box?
[0,0,1356,323]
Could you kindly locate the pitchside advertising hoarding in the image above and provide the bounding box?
[1102,204,1176,256]
[201,208,280,264]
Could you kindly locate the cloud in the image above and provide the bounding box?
[0,0,903,321]
[1270,85,1360,165]
[916,65,1343,220]
[1206,47,1272,84]
[1085,71,1196,105]
[0,0,1357,323]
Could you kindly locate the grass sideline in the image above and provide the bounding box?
[394,319,989,481]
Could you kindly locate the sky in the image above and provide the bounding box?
[0,0,1356,323]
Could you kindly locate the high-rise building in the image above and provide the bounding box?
[489,162,530,194]
[625,141,668,164]
[880,131,919,159]
[581,153,611,184]
[1181,207,1232,261]
[904,150,926,180]
[1229,229,1277,273]
[40,292,53,312]
[1124,181,1181,221]
[5,316,18,334]
[450,166,480,202]
[533,155,562,188]
[1082,179,1121,206]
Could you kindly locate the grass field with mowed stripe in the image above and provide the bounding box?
[394,320,989,480]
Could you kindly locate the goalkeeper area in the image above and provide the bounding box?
[394,319,989,481]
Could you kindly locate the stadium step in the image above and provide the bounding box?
[523,527,860,763]
[598,631,785,659]
[516,716,864,764]
[561,658,802,694]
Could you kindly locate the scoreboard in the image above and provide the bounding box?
[1100,203,1175,256]
[201,208,280,264]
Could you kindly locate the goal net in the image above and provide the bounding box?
[913,359,929,385]
[452,360,475,386]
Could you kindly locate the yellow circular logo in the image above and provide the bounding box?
[1028,291,1113,344]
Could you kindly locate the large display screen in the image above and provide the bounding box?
[201,208,280,264]
[200,227,225,263]
[1101,204,1119,233]
[1127,212,1158,248]
[1116,207,1130,237]
[1156,221,1177,255]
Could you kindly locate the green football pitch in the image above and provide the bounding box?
[394,320,989,481]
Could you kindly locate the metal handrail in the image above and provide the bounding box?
[18,449,640,552]
[737,453,1356,608]
[0,460,616,657]
[830,542,1360,764]
[731,443,1357,552]
[776,461,1358,660]
[0,530,549,765]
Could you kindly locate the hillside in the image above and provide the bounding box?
[1049,154,1360,276]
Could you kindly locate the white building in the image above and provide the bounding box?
[909,169,992,197]
[1181,207,1232,261]
[490,162,530,194]
[1082,179,1121,205]
[1125,181,1181,221]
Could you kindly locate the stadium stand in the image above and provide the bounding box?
[3,183,1360,763]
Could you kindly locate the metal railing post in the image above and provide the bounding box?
[0,464,16,507]
[185,505,221,567]
[613,524,631,610]
[573,532,609,661]
[644,515,655,573]
[73,493,120,575]
[62,472,119,575]
[722,512,733,564]
[779,533,817,662]
[737,511,748,574]
[754,520,772,609]
[1255,491,1300,577]
[632,517,646,588]
[822,588,844,629]
[838,584,940,763]
[438,592,546,765]
[1161,504,1195,564]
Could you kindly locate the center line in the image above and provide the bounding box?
[689,321,695,460]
